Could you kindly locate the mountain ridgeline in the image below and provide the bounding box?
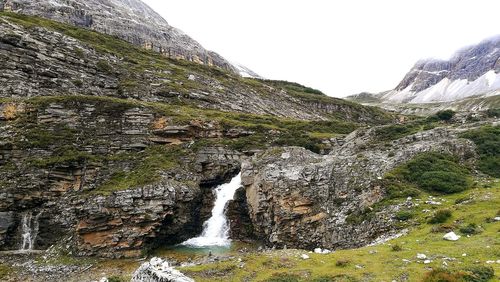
[348,36,500,114]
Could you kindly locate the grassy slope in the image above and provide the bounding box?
[181,179,500,281]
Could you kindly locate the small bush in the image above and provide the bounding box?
[435,110,456,121]
[72,79,83,88]
[463,265,495,282]
[336,259,351,267]
[431,224,456,233]
[422,268,462,282]
[461,126,500,177]
[96,60,113,73]
[388,152,471,194]
[428,209,452,224]
[422,266,494,282]
[391,244,403,252]
[459,223,482,235]
[384,181,421,199]
[395,210,414,221]
[485,108,500,118]
[265,273,300,282]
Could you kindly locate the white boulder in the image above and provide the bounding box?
[443,232,460,241]
[131,257,194,282]
[417,253,427,260]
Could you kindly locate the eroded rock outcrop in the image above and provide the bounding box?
[241,125,478,250]
[0,98,245,257]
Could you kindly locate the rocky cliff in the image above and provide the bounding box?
[240,124,479,250]
[381,36,500,103]
[0,97,248,257]
[0,0,237,72]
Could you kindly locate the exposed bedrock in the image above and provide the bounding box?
[241,126,478,250]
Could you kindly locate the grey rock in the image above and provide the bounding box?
[0,0,237,72]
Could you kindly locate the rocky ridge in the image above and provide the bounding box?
[0,0,237,72]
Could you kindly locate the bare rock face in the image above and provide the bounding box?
[0,99,244,257]
[0,0,236,72]
[241,126,477,250]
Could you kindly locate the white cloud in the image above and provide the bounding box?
[142,0,500,97]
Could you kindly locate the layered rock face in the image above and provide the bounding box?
[241,126,478,250]
[382,36,500,103]
[0,98,245,257]
[0,14,389,123]
[0,0,236,72]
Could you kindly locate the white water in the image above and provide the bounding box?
[181,172,242,248]
[20,211,40,251]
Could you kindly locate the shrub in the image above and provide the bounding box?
[461,126,500,177]
[384,181,421,199]
[421,268,462,282]
[374,123,420,141]
[459,223,482,235]
[335,259,351,267]
[72,79,83,88]
[428,209,452,224]
[463,265,495,282]
[435,110,456,121]
[431,224,456,233]
[385,152,471,196]
[391,244,403,252]
[422,266,494,282]
[485,108,500,118]
[395,210,414,221]
[265,273,300,282]
[96,60,113,73]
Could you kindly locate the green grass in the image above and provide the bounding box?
[181,179,500,281]
[93,145,185,195]
[384,152,472,195]
[461,126,500,178]
[373,118,437,142]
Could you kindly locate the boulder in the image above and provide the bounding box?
[131,257,194,282]
[443,232,460,241]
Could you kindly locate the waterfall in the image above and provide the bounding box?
[20,211,40,251]
[181,172,242,247]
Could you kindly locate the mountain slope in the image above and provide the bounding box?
[0,12,391,123]
[382,36,500,103]
[0,0,239,72]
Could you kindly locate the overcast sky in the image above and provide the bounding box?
[142,0,499,97]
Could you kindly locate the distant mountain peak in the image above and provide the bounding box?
[385,36,500,103]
